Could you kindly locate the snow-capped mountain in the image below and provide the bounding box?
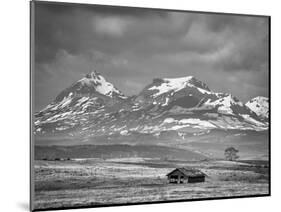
[37,71,127,114]
[135,76,260,118]
[54,70,126,102]
[34,71,131,134]
[34,72,269,144]
[246,96,269,121]
[135,76,211,107]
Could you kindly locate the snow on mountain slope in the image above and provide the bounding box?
[159,115,267,132]
[246,96,269,120]
[202,94,252,116]
[148,76,211,97]
[204,94,238,115]
[34,72,269,141]
[135,76,213,109]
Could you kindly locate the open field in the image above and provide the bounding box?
[34,158,269,210]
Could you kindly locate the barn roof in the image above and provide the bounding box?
[166,167,206,177]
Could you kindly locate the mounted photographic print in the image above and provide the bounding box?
[30,1,270,211]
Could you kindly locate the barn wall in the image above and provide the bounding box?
[167,170,189,183]
[188,176,205,183]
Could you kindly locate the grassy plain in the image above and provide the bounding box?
[34,158,269,210]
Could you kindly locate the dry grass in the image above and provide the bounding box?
[33,158,269,210]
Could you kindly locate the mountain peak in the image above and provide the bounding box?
[249,96,269,102]
[75,70,125,98]
[53,70,126,103]
[186,76,210,91]
[147,76,211,97]
[247,96,269,105]
[85,70,101,80]
[246,96,269,119]
[79,70,103,86]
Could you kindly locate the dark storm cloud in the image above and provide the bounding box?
[205,15,269,72]
[34,2,169,63]
[33,1,269,111]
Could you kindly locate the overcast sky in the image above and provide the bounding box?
[33,2,269,111]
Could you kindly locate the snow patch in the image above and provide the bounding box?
[163,117,215,129]
[120,130,129,135]
[241,114,265,126]
[179,118,216,128]
[148,76,193,97]
[163,118,175,124]
[204,94,243,115]
[246,96,269,119]
[162,97,169,106]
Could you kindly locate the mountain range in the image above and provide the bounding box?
[34,71,269,145]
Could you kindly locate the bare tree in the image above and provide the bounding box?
[224,147,239,161]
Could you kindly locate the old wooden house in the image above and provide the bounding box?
[166,167,206,184]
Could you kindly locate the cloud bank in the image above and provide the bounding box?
[34,2,269,111]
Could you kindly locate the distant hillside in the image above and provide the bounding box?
[34,144,208,161]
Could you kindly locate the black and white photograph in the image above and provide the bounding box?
[31,1,270,211]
